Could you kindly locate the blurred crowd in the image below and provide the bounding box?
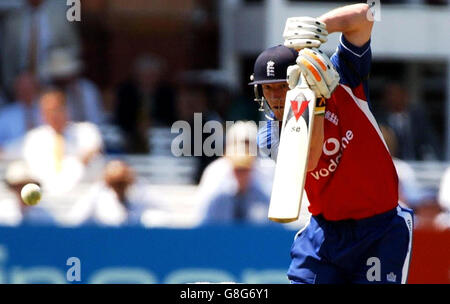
[0,119,276,228]
[0,0,448,229]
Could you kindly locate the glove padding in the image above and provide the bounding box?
[287,48,340,99]
[283,17,328,50]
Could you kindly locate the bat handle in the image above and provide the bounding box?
[298,74,309,90]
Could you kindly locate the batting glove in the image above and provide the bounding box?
[287,48,340,100]
[283,17,328,50]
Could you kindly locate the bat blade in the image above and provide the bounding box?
[268,80,316,223]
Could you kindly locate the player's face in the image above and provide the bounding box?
[233,166,252,193]
[41,94,68,133]
[262,82,289,120]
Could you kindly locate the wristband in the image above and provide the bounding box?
[314,97,326,115]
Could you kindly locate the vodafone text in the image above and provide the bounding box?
[310,130,354,180]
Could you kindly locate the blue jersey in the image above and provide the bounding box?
[331,34,371,104]
[257,112,280,160]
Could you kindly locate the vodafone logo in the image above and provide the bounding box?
[323,138,340,156]
[310,130,354,181]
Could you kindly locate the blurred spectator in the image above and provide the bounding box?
[64,160,155,227]
[0,89,6,108]
[22,89,103,195]
[197,121,274,225]
[176,70,235,121]
[45,48,104,125]
[1,0,81,92]
[175,77,223,123]
[0,160,55,226]
[114,54,176,153]
[175,82,223,181]
[425,0,448,5]
[436,167,450,230]
[0,28,3,102]
[377,83,441,160]
[379,124,435,208]
[0,71,42,155]
[380,124,442,229]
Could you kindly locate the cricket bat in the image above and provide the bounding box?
[268,75,316,223]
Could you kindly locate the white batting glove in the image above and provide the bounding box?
[287,48,340,99]
[283,17,328,50]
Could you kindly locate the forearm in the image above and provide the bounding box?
[318,3,373,47]
[307,115,324,172]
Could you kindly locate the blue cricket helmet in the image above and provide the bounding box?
[249,45,297,85]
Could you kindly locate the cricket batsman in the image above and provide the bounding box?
[249,3,414,284]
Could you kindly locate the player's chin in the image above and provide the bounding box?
[272,105,284,112]
[273,108,284,120]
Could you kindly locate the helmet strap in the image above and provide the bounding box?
[253,84,265,112]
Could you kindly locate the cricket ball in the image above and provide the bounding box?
[21,183,42,206]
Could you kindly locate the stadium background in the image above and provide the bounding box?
[0,0,448,284]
